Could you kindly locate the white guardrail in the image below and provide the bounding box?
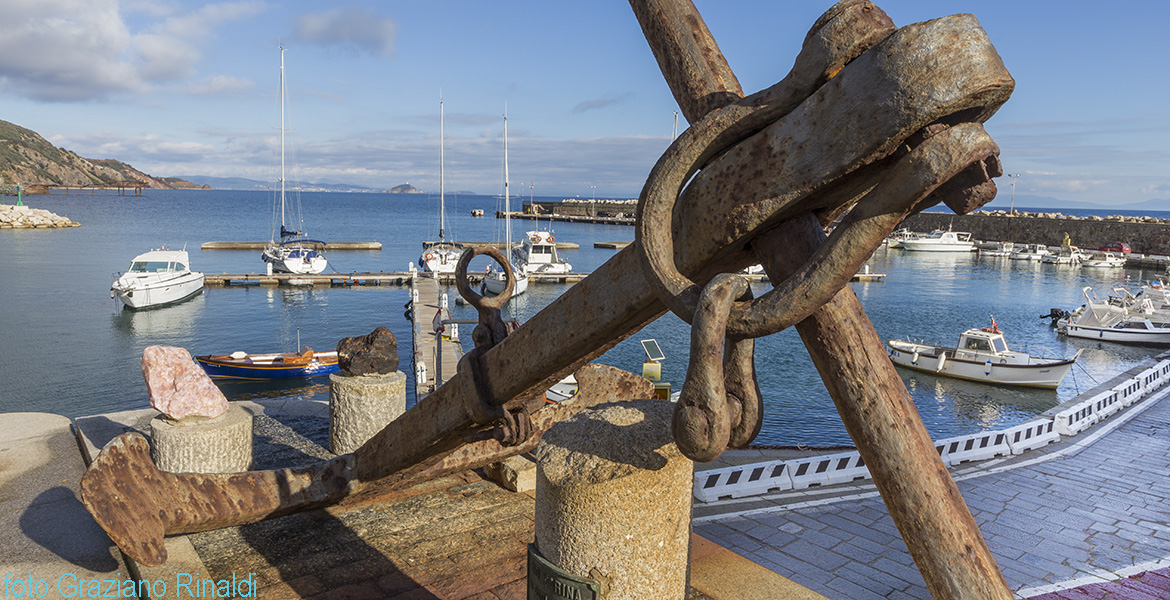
[693,359,1170,502]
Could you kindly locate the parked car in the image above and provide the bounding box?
[1098,242,1132,254]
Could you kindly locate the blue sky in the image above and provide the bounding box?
[2,1,1168,205]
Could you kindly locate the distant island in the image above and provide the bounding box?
[386,183,422,194]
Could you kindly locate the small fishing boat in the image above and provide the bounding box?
[513,230,572,275]
[887,319,1080,389]
[885,228,922,249]
[900,229,975,252]
[111,248,204,309]
[978,241,1014,257]
[195,347,339,380]
[1041,245,1086,265]
[1010,243,1051,261]
[1081,251,1126,268]
[1058,286,1170,344]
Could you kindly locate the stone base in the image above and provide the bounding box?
[329,371,406,454]
[534,399,693,600]
[150,404,252,473]
[485,454,537,493]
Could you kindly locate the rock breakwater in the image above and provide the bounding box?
[0,205,80,229]
[903,210,1170,255]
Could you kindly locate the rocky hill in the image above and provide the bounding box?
[0,119,203,191]
[387,183,422,193]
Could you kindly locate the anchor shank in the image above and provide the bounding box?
[631,0,1013,597]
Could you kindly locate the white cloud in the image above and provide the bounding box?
[0,0,265,102]
[188,74,254,96]
[292,6,396,57]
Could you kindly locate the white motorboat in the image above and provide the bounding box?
[1082,252,1126,268]
[111,249,204,309]
[483,114,529,297]
[900,229,975,252]
[419,100,464,275]
[886,228,922,249]
[513,230,572,275]
[262,47,328,276]
[978,241,1014,257]
[1041,245,1086,265]
[887,322,1080,389]
[1010,243,1051,261]
[1058,286,1170,344]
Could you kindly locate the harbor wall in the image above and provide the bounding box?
[902,211,1170,255]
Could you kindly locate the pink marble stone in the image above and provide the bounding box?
[142,345,228,420]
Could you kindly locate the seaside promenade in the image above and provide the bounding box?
[3,361,1170,598]
[693,369,1170,599]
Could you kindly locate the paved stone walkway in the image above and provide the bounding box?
[693,385,1170,599]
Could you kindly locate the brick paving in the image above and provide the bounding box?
[693,384,1170,599]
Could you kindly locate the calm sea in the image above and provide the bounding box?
[0,191,1165,446]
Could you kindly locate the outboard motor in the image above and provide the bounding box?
[1040,307,1069,325]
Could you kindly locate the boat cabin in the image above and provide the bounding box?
[515,230,572,274]
[957,328,1008,355]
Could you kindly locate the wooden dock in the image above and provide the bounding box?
[203,271,588,287]
[423,239,579,250]
[201,241,382,250]
[410,275,464,398]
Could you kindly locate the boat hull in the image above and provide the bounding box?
[1062,323,1170,345]
[886,341,1075,389]
[482,272,528,296]
[114,273,205,309]
[419,245,463,274]
[196,351,340,380]
[263,246,327,274]
[900,243,975,252]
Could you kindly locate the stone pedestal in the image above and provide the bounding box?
[329,371,406,454]
[150,404,253,473]
[532,399,693,600]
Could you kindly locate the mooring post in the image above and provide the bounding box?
[629,1,1013,597]
[531,399,692,600]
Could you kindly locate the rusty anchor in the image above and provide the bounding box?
[81,2,1018,596]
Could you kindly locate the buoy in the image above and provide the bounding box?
[984,359,993,375]
[911,351,919,365]
[936,353,947,372]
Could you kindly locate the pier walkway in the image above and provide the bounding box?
[204,271,587,286]
[692,367,1170,599]
[410,274,464,398]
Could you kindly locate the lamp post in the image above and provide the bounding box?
[1007,173,1021,215]
[590,185,597,217]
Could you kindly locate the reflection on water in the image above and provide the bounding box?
[111,292,205,338]
[214,379,330,403]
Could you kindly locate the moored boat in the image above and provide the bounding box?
[1041,245,1086,265]
[195,347,339,380]
[1010,243,1051,261]
[262,47,328,276]
[513,230,572,275]
[420,100,464,275]
[111,248,204,309]
[483,113,529,297]
[900,229,975,252]
[1081,251,1126,268]
[887,321,1080,389]
[1058,286,1170,344]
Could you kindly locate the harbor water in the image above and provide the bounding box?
[1,189,1166,446]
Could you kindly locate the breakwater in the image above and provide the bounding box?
[904,210,1170,254]
[0,205,79,229]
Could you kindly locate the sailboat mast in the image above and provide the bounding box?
[279,46,286,234]
[439,99,446,243]
[503,113,510,259]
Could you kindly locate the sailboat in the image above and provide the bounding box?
[262,46,327,275]
[419,100,463,274]
[484,113,529,297]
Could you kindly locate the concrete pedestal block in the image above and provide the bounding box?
[150,404,253,473]
[486,454,537,493]
[533,399,693,600]
[329,371,406,454]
